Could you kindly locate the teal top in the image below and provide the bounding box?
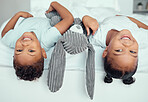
[89,16,148,49]
[1,17,61,52]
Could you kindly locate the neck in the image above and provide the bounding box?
[106,29,119,46]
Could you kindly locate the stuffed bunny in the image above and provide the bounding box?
[45,11,95,99]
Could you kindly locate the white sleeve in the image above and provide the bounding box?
[1,29,17,48]
[41,27,62,52]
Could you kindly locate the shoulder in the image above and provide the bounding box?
[41,27,62,51]
[1,30,17,48]
[42,27,61,39]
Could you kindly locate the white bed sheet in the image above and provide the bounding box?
[0,68,148,102]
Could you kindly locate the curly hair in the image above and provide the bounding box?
[104,56,138,85]
[13,57,44,81]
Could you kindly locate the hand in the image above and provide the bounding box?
[2,11,33,38]
[46,3,55,14]
[45,1,74,34]
[82,15,99,36]
[17,11,33,18]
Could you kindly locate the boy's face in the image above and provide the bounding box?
[14,32,47,65]
[103,29,138,71]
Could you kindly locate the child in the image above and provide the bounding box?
[82,15,148,84]
[1,1,74,81]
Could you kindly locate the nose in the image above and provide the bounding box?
[121,40,133,47]
[21,40,32,46]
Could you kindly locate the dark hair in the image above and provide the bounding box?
[13,57,44,81]
[104,56,137,85]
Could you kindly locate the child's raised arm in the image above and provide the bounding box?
[46,1,74,34]
[127,16,148,30]
[82,15,99,36]
[1,11,33,38]
[116,15,148,30]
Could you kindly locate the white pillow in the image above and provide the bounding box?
[30,0,120,17]
[86,0,115,7]
[88,7,120,23]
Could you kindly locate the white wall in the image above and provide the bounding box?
[0,0,30,26]
[118,0,133,14]
[0,0,134,27]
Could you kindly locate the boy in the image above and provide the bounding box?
[82,15,148,84]
[1,1,74,81]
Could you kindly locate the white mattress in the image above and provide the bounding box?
[0,68,148,102]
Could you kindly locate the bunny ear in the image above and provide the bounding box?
[48,39,66,92]
[86,44,95,100]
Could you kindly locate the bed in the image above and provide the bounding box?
[0,0,148,102]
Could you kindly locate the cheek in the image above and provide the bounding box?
[31,41,42,48]
[108,42,117,51]
[15,40,21,48]
[109,40,122,48]
[135,43,139,50]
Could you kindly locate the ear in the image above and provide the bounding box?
[102,46,108,58]
[42,48,47,59]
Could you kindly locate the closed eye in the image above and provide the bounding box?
[28,50,35,52]
[130,50,136,54]
[16,50,23,52]
[115,49,123,52]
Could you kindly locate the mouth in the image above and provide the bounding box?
[121,35,131,40]
[22,37,32,41]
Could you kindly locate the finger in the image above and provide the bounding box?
[46,10,50,14]
[27,15,33,18]
[29,14,33,17]
[86,27,90,36]
[92,25,99,35]
[45,10,48,14]
[92,27,98,35]
[92,29,97,35]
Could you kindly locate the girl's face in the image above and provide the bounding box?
[103,29,138,71]
[14,32,47,65]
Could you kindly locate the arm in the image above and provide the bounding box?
[116,15,148,30]
[1,11,33,38]
[127,16,148,30]
[82,15,99,36]
[46,2,74,34]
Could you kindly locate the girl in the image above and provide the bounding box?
[82,15,148,84]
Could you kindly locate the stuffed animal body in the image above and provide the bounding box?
[45,11,95,99]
